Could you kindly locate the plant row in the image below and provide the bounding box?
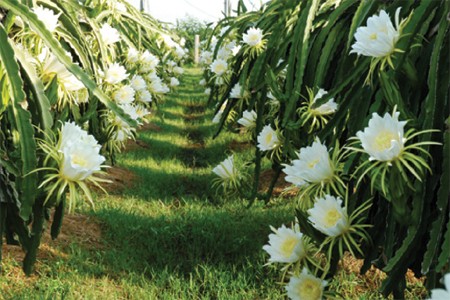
[204,0,449,298]
[0,0,185,275]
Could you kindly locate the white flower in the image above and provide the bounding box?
[14,16,24,28]
[277,59,284,67]
[170,77,180,87]
[167,60,177,68]
[38,48,85,92]
[356,111,406,162]
[140,50,159,69]
[97,68,105,79]
[119,103,140,123]
[237,110,257,128]
[284,139,334,184]
[242,27,264,47]
[257,125,279,151]
[162,84,170,94]
[219,26,230,37]
[60,142,105,181]
[311,88,337,115]
[59,122,99,151]
[212,101,227,124]
[230,83,248,99]
[140,50,159,72]
[209,36,218,51]
[33,6,60,33]
[114,85,135,104]
[263,224,305,264]
[212,111,223,124]
[212,156,238,180]
[136,89,152,103]
[267,91,276,100]
[204,88,211,95]
[267,91,280,106]
[115,2,127,12]
[162,34,177,48]
[149,77,169,94]
[350,8,401,58]
[61,74,85,92]
[174,46,186,59]
[429,273,450,300]
[225,40,237,52]
[127,48,140,64]
[231,44,242,56]
[135,104,151,120]
[200,51,213,65]
[210,59,228,76]
[104,63,128,84]
[199,79,206,86]
[130,75,147,91]
[285,268,327,300]
[173,66,184,75]
[100,23,121,45]
[282,160,307,187]
[114,104,140,141]
[59,122,104,181]
[39,47,66,74]
[217,46,232,60]
[114,128,130,142]
[143,71,159,83]
[307,195,349,237]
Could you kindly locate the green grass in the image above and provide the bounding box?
[0,68,294,299]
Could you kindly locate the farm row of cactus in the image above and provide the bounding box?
[0,0,185,275]
[205,0,449,298]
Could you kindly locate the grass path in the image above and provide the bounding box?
[0,68,293,299]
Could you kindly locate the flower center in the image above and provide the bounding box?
[374,131,396,151]
[369,33,378,40]
[110,70,120,78]
[307,159,320,169]
[215,64,226,74]
[71,154,88,168]
[265,132,273,145]
[280,236,298,258]
[297,278,322,300]
[323,209,340,228]
[249,34,260,43]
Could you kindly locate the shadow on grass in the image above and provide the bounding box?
[142,117,216,136]
[91,202,292,277]
[116,163,216,200]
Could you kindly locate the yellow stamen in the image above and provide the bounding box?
[308,159,320,169]
[374,131,396,151]
[280,237,298,257]
[72,155,88,167]
[323,209,340,228]
[265,132,273,145]
[297,278,322,300]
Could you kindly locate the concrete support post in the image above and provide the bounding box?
[194,34,200,65]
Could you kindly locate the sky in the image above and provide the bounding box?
[126,0,269,24]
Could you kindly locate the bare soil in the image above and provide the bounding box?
[94,166,138,194]
[2,213,102,277]
[258,169,298,197]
